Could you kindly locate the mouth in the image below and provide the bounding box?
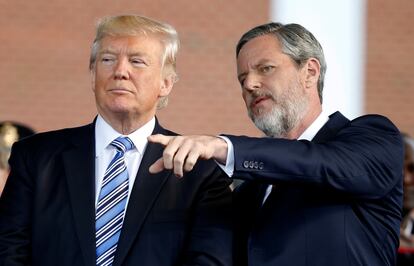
[251,95,271,108]
[108,87,132,94]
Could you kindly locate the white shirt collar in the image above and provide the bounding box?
[298,111,329,141]
[95,115,155,157]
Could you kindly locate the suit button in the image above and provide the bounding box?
[258,162,264,170]
[243,160,249,168]
[254,161,259,169]
[249,161,254,168]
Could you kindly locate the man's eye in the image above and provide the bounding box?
[260,65,275,73]
[130,58,146,66]
[101,57,115,64]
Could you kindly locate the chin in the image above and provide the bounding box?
[248,110,263,124]
[105,103,133,115]
[250,107,270,119]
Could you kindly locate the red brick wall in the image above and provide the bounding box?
[0,0,267,136]
[2,0,413,138]
[366,0,414,136]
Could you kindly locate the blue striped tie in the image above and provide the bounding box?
[96,136,134,266]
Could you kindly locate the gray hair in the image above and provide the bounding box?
[236,22,326,103]
[89,15,180,108]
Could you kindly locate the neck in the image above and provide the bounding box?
[286,103,322,140]
[101,113,154,135]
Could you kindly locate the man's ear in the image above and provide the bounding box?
[159,72,176,97]
[91,68,96,92]
[303,58,320,89]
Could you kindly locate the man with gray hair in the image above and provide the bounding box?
[149,22,403,265]
[0,15,232,266]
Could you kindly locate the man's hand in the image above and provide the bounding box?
[148,134,228,177]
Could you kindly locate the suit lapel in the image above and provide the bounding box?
[62,123,96,266]
[313,111,350,143]
[114,121,173,266]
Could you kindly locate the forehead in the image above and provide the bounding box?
[237,34,286,67]
[98,34,164,57]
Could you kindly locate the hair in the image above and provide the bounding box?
[0,122,35,170]
[89,15,180,108]
[236,22,327,103]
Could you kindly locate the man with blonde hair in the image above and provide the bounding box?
[0,15,232,266]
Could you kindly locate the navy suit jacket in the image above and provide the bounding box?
[231,112,403,266]
[0,120,232,266]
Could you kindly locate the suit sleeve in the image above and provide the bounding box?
[0,141,33,265]
[182,163,233,266]
[226,115,404,199]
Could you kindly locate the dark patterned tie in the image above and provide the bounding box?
[96,137,134,266]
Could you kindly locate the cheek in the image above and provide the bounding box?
[241,91,251,107]
[91,79,96,92]
[95,65,113,81]
[241,90,248,102]
[93,73,103,88]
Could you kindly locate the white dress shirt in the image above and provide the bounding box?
[219,111,330,201]
[94,115,155,208]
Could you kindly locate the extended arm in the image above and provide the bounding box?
[149,115,403,199]
[227,115,403,199]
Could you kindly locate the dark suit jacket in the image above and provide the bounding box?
[231,112,403,266]
[0,120,232,266]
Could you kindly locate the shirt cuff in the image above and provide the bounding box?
[215,136,234,177]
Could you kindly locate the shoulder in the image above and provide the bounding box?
[337,114,402,145]
[328,111,399,133]
[12,123,93,154]
[326,111,400,139]
[350,114,400,133]
[332,113,403,160]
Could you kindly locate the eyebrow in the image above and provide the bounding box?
[98,50,154,64]
[238,59,278,80]
[98,48,117,55]
[98,49,148,58]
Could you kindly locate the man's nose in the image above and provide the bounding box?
[243,74,261,92]
[113,58,130,80]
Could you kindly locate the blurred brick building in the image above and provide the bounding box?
[0,0,413,136]
[365,0,414,135]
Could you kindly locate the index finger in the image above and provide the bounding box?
[148,134,173,146]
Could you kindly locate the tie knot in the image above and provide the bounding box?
[111,136,135,153]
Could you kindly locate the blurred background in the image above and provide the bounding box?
[0,0,413,137]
